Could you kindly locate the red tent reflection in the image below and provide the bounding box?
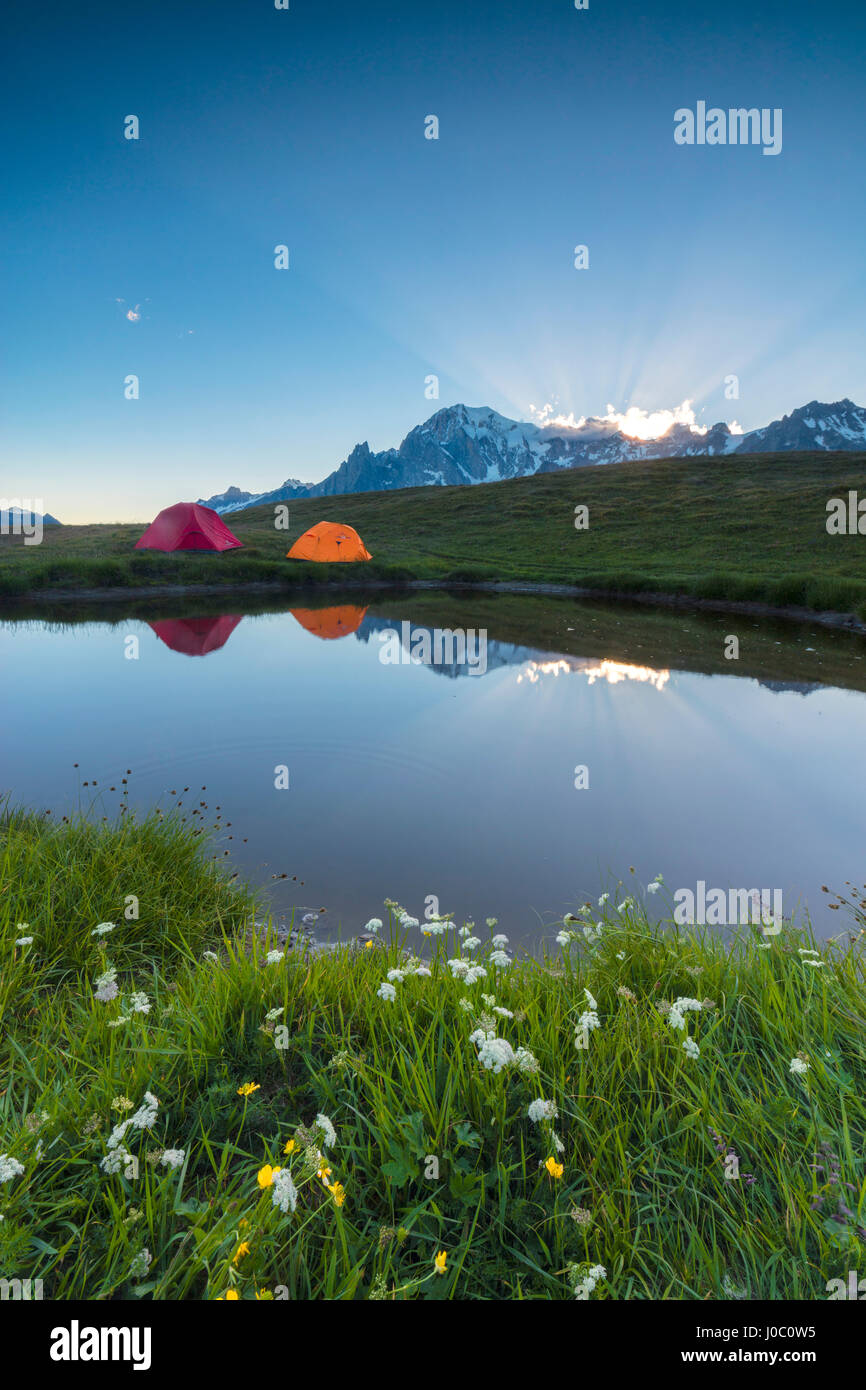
[290,605,368,640]
[148,614,243,657]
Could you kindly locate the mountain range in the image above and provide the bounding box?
[0,507,61,528]
[198,398,866,515]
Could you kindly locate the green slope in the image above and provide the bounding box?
[2,448,866,617]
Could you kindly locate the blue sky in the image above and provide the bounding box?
[3,0,864,522]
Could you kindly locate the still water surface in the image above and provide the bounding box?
[3,594,865,944]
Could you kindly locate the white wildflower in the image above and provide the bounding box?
[94,966,119,1002]
[129,1246,151,1279]
[489,950,511,969]
[668,997,702,1032]
[130,1093,159,1131]
[265,950,285,965]
[127,992,151,1015]
[491,934,509,949]
[789,1057,810,1076]
[493,1006,514,1018]
[447,957,469,978]
[571,1262,607,1300]
[107,1120,132,1150]
[515,1047,540,1074]
[464,965,487,985]
[646,882,661,895]
[682,1036,700,1060]
[265,1006,284,1022]
[272,1167,298,1214]
[15,936,34,947]
[91,922,116,936]
[377,981,396,1001]
[203,951,219,962]
[0,1155,25,1184]
[365,918,383,933]
[584,988,598,1011]
[528,1099,558,1124]
[100,1148,136,1178]
[476,1037,516,1074]
[159,1149,185,1169]
[315,1114,337,1149]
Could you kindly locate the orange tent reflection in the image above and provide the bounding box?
[148,614,243,657]
[290,605,368,641]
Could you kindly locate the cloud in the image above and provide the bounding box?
[115,298,145,322]
[527,398,714,441]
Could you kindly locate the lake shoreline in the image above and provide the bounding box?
[7,574,866,634]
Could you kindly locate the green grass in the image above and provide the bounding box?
[3,448,866,619]
[2,805,865,1299]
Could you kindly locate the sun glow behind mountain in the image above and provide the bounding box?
[527,399,744,442]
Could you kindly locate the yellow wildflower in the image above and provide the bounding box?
[217,1289,240,1300]
[434,1250,447,1276]
[233,1241,251,1265]
[545,1156,564,1179]
[283,1139,297,1155]
[330,1182,346,1207]
[317,1165,332,1186]
[237,1082,260,1097]
[257,1164,281,1189]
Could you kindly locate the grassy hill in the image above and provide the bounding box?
[2,448,866,618]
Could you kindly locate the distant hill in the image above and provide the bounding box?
[198,398,866,513]
[0,507,61,529]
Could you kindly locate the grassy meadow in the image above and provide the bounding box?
[3,448,866,620]
[2,802,865,1300]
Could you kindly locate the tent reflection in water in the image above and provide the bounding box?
[148,614,243,657]
[290,605,368,640]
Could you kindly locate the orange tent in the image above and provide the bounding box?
[287,521,372,563]
[290,605,368,640]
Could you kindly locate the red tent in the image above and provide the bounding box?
[135,502,242,552]
[148,615,243,657]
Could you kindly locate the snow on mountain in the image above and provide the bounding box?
[197,398,866,514]
[732,399,866,453]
